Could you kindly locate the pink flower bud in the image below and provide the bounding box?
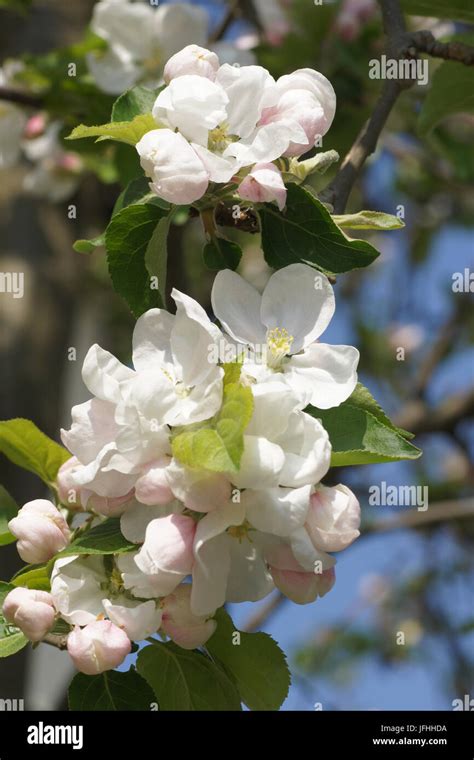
[57,458,134,515]
[23,113,46,139]
[134,457,174,506]
[306,484,360,552]
[3,587,56,642]
[238,163,287,211]
[67,620,131,675]
[135,514,197,597]
[86,491,135,517]
[164,44,219,83]
[161,585,216,649]
[9,499,71,564]
[267,543,336,604]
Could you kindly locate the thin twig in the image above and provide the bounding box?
[0,86,43,108]
[409,30,474,66]
[209,0,240,43]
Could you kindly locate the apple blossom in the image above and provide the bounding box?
[306,484,361,552]
[212,263,359,408]
[161,584,216,649]
[134,457,174,506]
[3,587,56,642]
[238,163,287,210]
[67,619,131,675]
[9,499,70,564]
[132,514,196,597]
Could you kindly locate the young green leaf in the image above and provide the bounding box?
[68,668,155,711]
[206,609,290,711]
[73,234,105,255]
[137,640,242,711]
[11,564,51,591]
[172,376,253,473]
[0,486,18,546]
[332,211,405,230]
[0,419,70,486]
[66,113,156,146]
[111,85,162,123]
[57,518,135,558]
[400,0,474,23]
[260,184,380,274]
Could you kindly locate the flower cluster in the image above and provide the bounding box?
[136,44,336,206]
[4,264,361,674]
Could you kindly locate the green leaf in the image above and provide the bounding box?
[144,213,171,306]
[0,418,70,486]
[203,236,242,271]
[400,0,474,22]
[11,564,51,591]
[308,388,422,466]
[73,234,105,255]
[106,203,169,317]
[206,609,290,711]
[418,61,474,136]
[57,518,135,558]
[345,384,414,439]
[111,85,161,122]
[0,582,28,658]
[172,374,253,473]
[0,486,18,546]
[137,641,242,711]
[286,149,339,181]
[260,184,380,274]
[66,113,156,146]
[112,176,170,217]
[69,668,155,711]
[332,211,405,230]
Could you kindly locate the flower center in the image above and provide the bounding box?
[227,521,252,542]
[208,122,238,153]
[266,327,294,369]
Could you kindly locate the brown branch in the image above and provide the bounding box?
[321,0,474,212]
[241,591,286,633]
[209,0,240,43]
[409,30,474,66]
[394,389,474,436]
[0,86,43,108]
[368,498,474,533]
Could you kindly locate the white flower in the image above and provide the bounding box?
[212,263,359,408]
[257,68,336,157]
[51,554,162,641]
[136,128,210,204]
[87,0,208,94]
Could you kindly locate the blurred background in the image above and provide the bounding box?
[0,0,473,710]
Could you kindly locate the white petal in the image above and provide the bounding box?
[278,412,331,487]
[61,398,118,465]
[225,538,274,603]
[286,343,359,408]
[103,597,162,641]
[261,264,335,352]
[215,63,276,138]
[120,501,181,544]
[171,289,221,387]
[191,143,239,183]
[290,527,336,572]
[211,269,266,346]
[231,436,285,489]
[86,47,141,95]
[132,308,175,373]
[82,344,134,403]
[243,485,311,536]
